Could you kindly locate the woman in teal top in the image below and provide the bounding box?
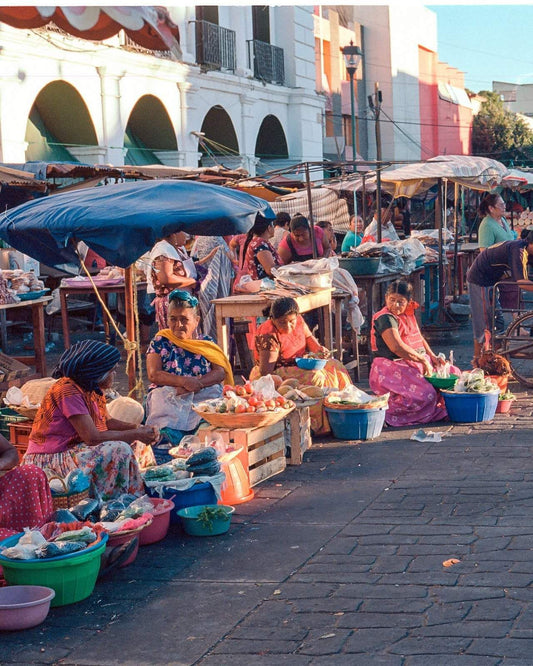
[478,194,517,249]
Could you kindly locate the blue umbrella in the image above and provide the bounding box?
[0,179,274,273]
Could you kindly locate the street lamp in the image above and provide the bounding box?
[341,40,363,168]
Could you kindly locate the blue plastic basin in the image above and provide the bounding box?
[441,390,499,423]
[148,482,217,524]
[325,406,387,440]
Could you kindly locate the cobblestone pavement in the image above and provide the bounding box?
[3,327,533,664]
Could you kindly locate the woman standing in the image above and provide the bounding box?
[478,194,516,249]
[147,231,217,329]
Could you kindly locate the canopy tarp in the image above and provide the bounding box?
[0,6,181,58]
[0,179,274,273]
[381,155,510,198]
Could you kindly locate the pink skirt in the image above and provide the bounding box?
[369,357,460,427]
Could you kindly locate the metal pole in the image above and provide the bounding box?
[124,266,137,396]
[349,70,356,168]
[374,83,383,243]
[304,162,318,259]
[453,182,459,301]
[436,180,446,324]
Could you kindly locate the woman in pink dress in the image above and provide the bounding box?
[277,214,331,264]
[369,279,461,427]
[0,435,53,541]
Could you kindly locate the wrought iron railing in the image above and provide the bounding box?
[247,39,284,85]
[195,20,236,72]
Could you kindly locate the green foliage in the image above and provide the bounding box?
[472,91,533,159]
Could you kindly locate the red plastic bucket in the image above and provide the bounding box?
[139,498,175,546]
[106,529,143,567]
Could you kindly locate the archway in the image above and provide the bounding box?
[125,95,177,165]
[199,105,239,167]
[25,81,97,161]
[254,114,289,173]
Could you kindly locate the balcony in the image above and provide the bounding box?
[247,39,284,86]
[195,20,236,72]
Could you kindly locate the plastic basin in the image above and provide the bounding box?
[106,528,143,567]
[148,482,218,524]
[496,399,514,414]
[325,406,387,440]
[425,374,459,391]
[441,390,499,423]
[177,504,235,536]
[295,357,327,371]
[139,498,175,546]
[0,585,55,631]
[338,256,381,276]
[0,534,108,607]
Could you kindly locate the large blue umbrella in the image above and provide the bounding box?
[0,179,274,273]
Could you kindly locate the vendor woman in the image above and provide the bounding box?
[146,289,233,437]
[369,279,461,426]
[23,340,158,500]
[250,296,352,434]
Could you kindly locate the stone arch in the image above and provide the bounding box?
[198,105,239,166]
[125,94,177,165]
[255,114,288,159]
[25,81,98,161]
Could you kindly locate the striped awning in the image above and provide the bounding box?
[0,6,181,58]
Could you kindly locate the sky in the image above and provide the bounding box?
[428,4,533,92]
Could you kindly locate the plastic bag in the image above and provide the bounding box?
[251,375,278,400]
[145,387,195,431]
[65,469,90,493]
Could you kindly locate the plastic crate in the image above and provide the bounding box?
[0,407,29,440]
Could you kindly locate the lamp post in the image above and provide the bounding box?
[341,40,363,168]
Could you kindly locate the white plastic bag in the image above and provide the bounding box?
[145,387,195,431]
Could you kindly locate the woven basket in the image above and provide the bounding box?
[193,406,294,429]
[8,405,39,420]
[323,395,389,411]
[48,475,90,510]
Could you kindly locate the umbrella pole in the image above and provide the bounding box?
[453,182,459,301]
[124,266,137,396]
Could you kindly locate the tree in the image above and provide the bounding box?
[472,91,533,163]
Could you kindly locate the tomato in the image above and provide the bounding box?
[246,405,256,413]
[255,400,265,410]
[275,396,286,407]
[265,399,276,410]
[235,404,247,414]
[235,386,247,397]
[248,396,258,407]
[244,382,253,395]
[223,384,234,395]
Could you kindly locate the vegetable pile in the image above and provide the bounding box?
[453,369,499,393]
[196,380,295,415]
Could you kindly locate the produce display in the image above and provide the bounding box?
[0,524,101,560]
[195,380,295,415]
[453,369,499,393]
[324,385,389,410]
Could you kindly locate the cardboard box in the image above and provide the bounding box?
[0,351,31,383]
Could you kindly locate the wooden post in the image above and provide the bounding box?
[124,266,137,396]
[304,162,318,259]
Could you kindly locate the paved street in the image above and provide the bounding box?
[3,329,533,665]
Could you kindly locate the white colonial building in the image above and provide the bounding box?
[0,5,325,177]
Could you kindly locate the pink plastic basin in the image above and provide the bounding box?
[139,498,175,546]
[0,585,55,631]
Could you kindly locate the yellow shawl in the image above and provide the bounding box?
[156,329,234,385]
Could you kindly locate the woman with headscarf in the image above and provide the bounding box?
[23,340,158,500]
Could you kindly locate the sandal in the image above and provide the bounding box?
[97,537,138,579]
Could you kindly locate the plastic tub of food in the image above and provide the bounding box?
[0,533,108,607]
[0,585,55,631]
[441,390,499,423]
[295,357,327,371]
[325,406,387,440]
[425,374,459,391]
[338,257,381,276]
[177,505,235,536]
[139,498,175,546]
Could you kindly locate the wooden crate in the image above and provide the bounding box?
[8,421,33,463]
[284,406,312,465]
[198,419,286,487]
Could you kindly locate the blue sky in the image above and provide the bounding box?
[429,4,533,92]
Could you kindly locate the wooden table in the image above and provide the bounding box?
[351,272,402,330]
[211,289,333,359]
[59,280,147,349]
[0,296,52,376]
